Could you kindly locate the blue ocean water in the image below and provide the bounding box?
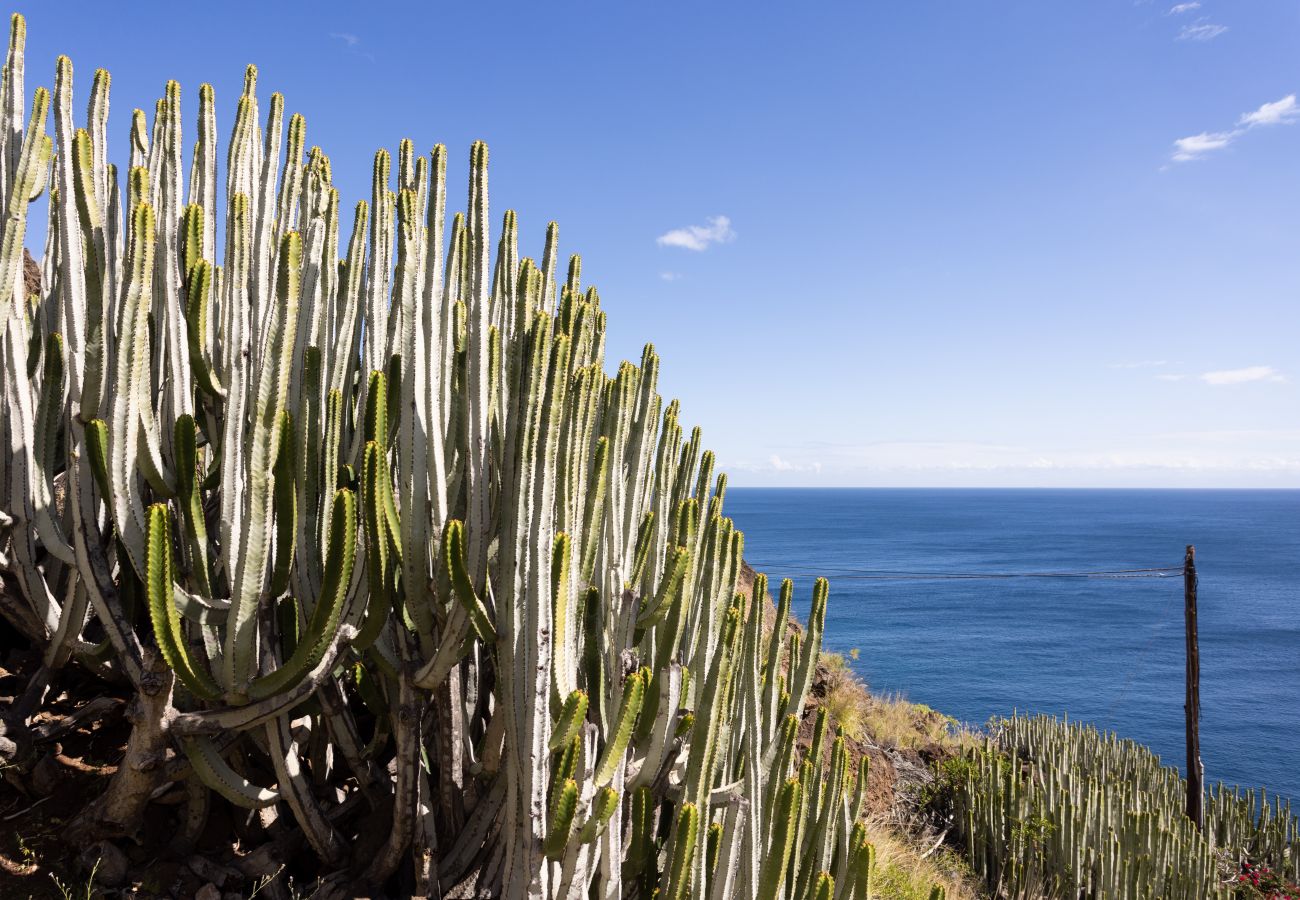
[726,488,1300,803]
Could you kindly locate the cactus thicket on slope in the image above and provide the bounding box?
[0,14,891,897]
[950,715,1299,900]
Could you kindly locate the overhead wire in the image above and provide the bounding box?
[743,563,1186,580]
[742,558,1190,717]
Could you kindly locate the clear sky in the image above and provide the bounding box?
[20,1,1299,487]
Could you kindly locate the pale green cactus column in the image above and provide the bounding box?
[0,13,918,900]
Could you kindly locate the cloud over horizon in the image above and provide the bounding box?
[726,435,1300,486]
[1199,365,1286,385]
[1153,365,1287,384]
[1110,360,1169,369]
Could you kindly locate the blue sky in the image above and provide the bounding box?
[21,1,1300,486]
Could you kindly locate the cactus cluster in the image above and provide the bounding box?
[949,714,1298,899]
[0,13,894,897]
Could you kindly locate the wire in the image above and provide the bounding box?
[743,563,1185,581]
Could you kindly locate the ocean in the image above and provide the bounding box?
[725,488,1299,803]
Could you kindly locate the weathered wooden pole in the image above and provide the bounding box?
[1184,544,1205,830]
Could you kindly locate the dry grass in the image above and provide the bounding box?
[861,691,971,751]
[863,817,981,900]
[818,651,974,753]
[821,651,871,742]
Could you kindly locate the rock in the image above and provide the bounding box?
[312,873,361,900]
[187,854,242,888]
[29,751,63,795]
[22,248,40,297]
[234,841,286,878]
[79,839,129,887]
[195,884,222,900]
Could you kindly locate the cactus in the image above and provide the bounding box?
[948,714,1299,899]
[0,13,868,899]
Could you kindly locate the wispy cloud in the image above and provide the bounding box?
[329,32,374,61]
[1239,94,1299,127]
[1199,365,1286,385]
[659,271,681,282]
[731,439,1300,484]
[1171,130,1236,161]
[1168,2,1201,13]
[1110,360,1168,369]
[1177,19,1228,41]
[1154,366,1286,384]
[733,454,822,474]
[1170,94,1299,162]
[656,215,735,251]
[726,437,1300,486]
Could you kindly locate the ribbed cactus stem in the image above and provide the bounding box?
[0,21,896,899]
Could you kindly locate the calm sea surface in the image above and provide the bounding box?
[726,488,1299,802]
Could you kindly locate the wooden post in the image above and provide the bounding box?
[1184,544,1204,830]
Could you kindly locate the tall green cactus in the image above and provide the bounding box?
[0,13,868,898]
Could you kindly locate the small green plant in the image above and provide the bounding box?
[50,856,100,900]
[248,866,288,899]
[920,752,980,817]
[1009,813,1056,862]
[15,832,36,868]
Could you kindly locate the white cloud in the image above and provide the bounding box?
[659,271,681,282]
[656,215,736,251]
[1239,94,1299,128]
[1110,360,1168,369]
[1199,365,1286,385]
[1177,20,1228,41]
[766,455,821,473]
[727,438,1300,486]
[329,32,360,46]
[733,455,822,474]
[1171,130,1238,161]
[1171,93,1300,163]
[1152,428,1300,442]
[1168,2,1200,12]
